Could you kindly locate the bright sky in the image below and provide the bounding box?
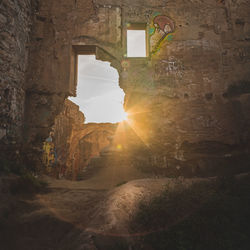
[127,30,146,57]
[68,55,126,123]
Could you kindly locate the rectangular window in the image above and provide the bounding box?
[127,24,147,57]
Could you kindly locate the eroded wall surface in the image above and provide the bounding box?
[52,99,85,170]
[23,0,122,165]
[120,0,250,175]
[2,0,249,175]
[0,0,38,162]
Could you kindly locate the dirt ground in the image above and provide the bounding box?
[0,161,209,250]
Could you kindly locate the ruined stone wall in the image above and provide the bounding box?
[23,0,121,166]
[0,0,37,162]
[52,99,85,169]
[51,99,116,179]
[118,0,250,175]
[24,0,250,175]
[120,0,250,175]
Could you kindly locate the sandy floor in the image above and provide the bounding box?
[0,162,208,250]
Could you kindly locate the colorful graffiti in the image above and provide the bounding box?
[42,135,57,172]
[150,13,175,54]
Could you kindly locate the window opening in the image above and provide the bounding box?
[69,55,127,123]
[127,25,147,57]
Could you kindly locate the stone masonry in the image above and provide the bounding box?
[0,0,250,176]
[51,99,116,179]
[0,0,38,162]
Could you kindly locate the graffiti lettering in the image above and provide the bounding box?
[155,60,184,79]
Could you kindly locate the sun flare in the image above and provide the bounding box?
[117,110,128,122]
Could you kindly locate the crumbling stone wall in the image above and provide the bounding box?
[0,0,38,162]
[120,0,250,175]
[23,0,122,166]
[52,99,85,169]
[2,0,249,175]
[51,99,116,179]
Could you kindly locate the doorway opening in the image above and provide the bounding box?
[69,55,127,123]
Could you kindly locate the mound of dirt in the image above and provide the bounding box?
[86,177,203,235]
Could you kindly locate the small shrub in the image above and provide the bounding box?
[223,81,250,98]
[115,181,127,187]
[130,175,250,250]
[10,173,48,195]
[0,159,26,176]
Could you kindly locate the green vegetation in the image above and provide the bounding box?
[0,158,26,176]
[115,181,128,187]
[130,175,250,250]
[10,173,48,195]
[223,81,250,98]
[0,158,48,195]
